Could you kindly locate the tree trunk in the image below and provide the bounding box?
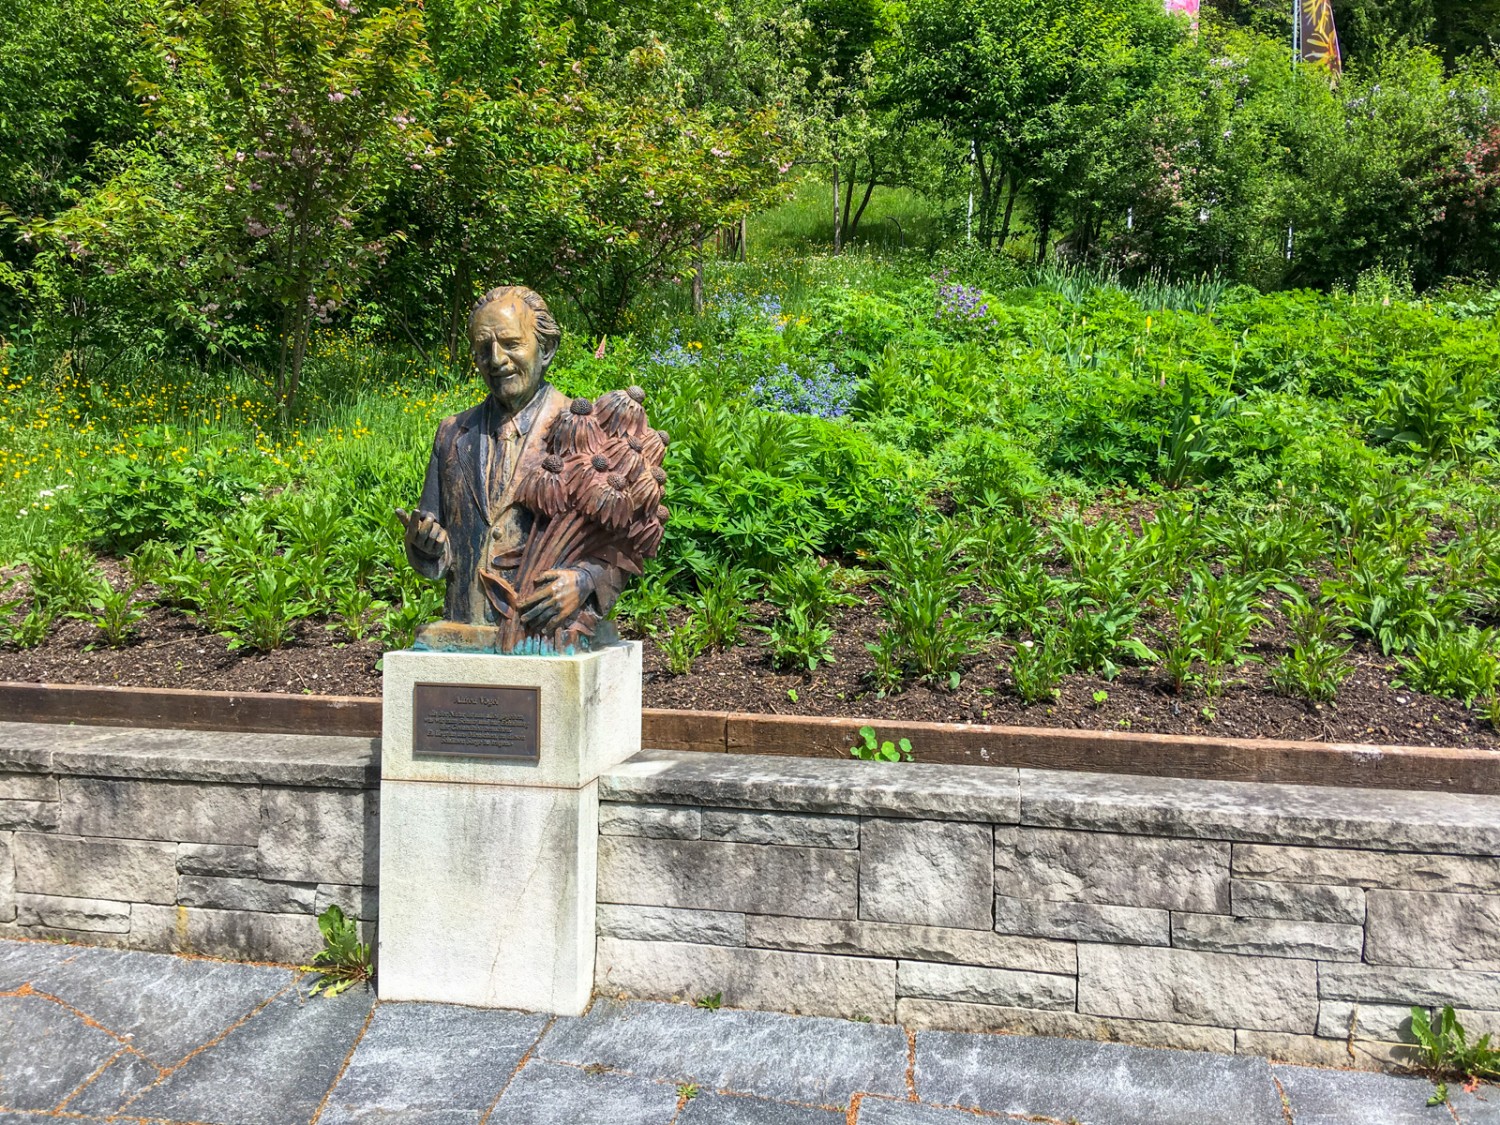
[691,234,704,316]
[831,159,842,254]
[849,161,877,241]
[1036,208,1053,265]
[841,160,855,245]
[739,215,748,262]
[975,148,995,245]
[998,175,1017,249]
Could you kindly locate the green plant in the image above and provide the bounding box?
[1397,626,1500,706]
[849,725,913,762]
[1410,1005,1500,1083]
[692,992,723,1011]
[1009,635,1070,704]
[330,584,383,643]
[1165,568,1268,696]
[1269,601,1355,704]
[301,905,372,998]
[868,522,980,687]
[611,561,680,636]
[676,1083,700,1100]
[26,543,102,615]
[1090,689,1109,708]
[381,583,445,650]
[226,567,309,653]
[70,578,150,649]
[4,606,54,649]
[760,603,836,673]
[661,616,709,676]
[693,565,758,650]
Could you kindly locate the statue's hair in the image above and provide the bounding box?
[469,286,561,355]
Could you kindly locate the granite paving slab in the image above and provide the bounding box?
[59,1051,163,1116]
[124,982,374,1125]
[856,1100,1003,1123]
[1453,1086,1500,1124]
[676,1092,847,1124]
[1272,1065,1455,1124]
[0,994,123,1111]
[0,938,82,991]
[22,944,295,1066]
[914,1030,1286,1125]
[319,1002,551,1125]
[487,1060,680,1125]
[538,998,909,1106]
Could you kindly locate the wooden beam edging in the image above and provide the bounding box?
[1,680,1496,794]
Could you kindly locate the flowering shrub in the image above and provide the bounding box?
[935,281,996,335]
[752,361,857,420]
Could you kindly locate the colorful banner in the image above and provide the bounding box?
[1300,0,1343,74]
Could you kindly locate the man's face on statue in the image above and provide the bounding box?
[471,296,543,410]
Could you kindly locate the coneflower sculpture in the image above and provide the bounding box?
[483,385,668,652]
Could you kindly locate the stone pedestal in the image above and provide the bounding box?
[377,641,641,1014]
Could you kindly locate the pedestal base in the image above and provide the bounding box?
[376,641,641,1014]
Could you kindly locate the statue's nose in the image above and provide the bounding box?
[488,340,504,368]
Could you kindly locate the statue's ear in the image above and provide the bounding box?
[538,333,560,369]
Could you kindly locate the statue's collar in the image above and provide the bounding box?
[484,381,551,436]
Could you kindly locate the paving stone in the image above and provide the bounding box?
[1233,1029,1417,1071]
[62,1049,163,1115]
[0,773,56,801]
[0,994,123,1110]
[1078,943,1317,1032]
[600,802,702,839]
[0,936,83,989]
[1230,878,1366,924]
[861,820,992,929]
[896,998,1236,1052]
[1233,843,1500,892]
[315,883,379,922]
[914,1029,1285,1125]
[598,836,858,919]
[13,833,176,904]
[702,810,858,848]
[488,1060,678,1125]
[1021,769,1500,854]
[1451,1087,1500,1123]
[1317,1000,1500,1043]
[994,895,1168,945]
[1170,913,1364,961]
[128,902,323,964]
[596,938,898,1022]
[602,750,1022,823]
[1320,964,1500,1010]
[126,982,373,1125]
[0,832,14,924]
[60,777,261,844]
[22,943,294,1066]
[995,828,1229,913]
[320,1002,549,1124]
[896,962,1074,1010]
[16,893,130,933]
[177,875,316,914]
[746,916,1075,974]
[258,786,378,885]
[0,799,58,831]
[1366,889,1500,970]
[1273,1063,1451,1124]
[600,903,747,946]
[177,842,259,877]
[540,998,908,1105]
[856,1102,989,1124]
[677,1093,845,1124]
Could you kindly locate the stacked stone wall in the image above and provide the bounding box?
[596,750,1500,1069]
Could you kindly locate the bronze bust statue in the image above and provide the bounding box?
[397,285,667,654]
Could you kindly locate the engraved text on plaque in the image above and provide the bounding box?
[412,683,540,762]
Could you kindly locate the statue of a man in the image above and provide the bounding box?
[397,286,624,643]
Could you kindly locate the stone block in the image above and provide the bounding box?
[702,809,857,849]
[896,998,1236,1053]
[1365,889,1500,970]
[488,1060,679,1125]
[598,903,746,946]
[0,799,58,831]
[315,884,378,922]
[994,828,1228,912]
[599,802,700,839]
[1230,878,1365,924]
[0,830,13,924]
[177,875,315,914]
[1318,999,1500,1044]
[128,902,324,963]
[1233,1029,1412,1071]
[14,832,176,904]
[896,961,1074,1010]
[602,748,1021,823]
[1170,913,1364,961]
[994,894,1168,945]
[259,786,377,886]
[1078,944,1317,1032]
[1232,843,1500,893]
[1319,964,1500,1010]
[1274,1061,1458,1123]
[0,773,57,801]
[598,836,858,919]
[16,893,131,933]
[595,936,898,1021]
[860,819,992,929]
[59,777,260,845]
[745,915,1075,974]
[177,842,259,878]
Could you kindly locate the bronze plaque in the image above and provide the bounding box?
[412,683,540,762]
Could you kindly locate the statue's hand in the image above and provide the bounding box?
[396,508,448,560]
[519,568,591,631]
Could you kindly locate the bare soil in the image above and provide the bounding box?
[1,583,1495,751]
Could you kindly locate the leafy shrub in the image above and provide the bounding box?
[26,543,101,615]
[69,578,150,649]
[868,522,980,688]
[1008,635,1070,704]
[1269,602,1354,704]
[1397,626,1500,706]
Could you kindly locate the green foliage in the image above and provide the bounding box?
[661,616,709,675]
[1008,635,1071,704]
[70,578,150,648]
[1397,626,1500,707]
[849,725,913,762]
[692,991,723,1011]
[26,544,102,615]
[1269,602,1354,704]
[693,565,759,650]
[1410,1005,1500,1084]
[301,905,372,999]
[1166,568,1267,696]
